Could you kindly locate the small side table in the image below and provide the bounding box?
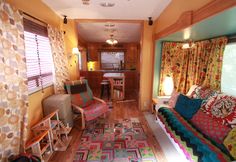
[152,96,171,119]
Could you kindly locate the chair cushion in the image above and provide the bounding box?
[190,109,231,144]
[175,94,202,120]
[82,101,109,121]
[71,92,93,108]
[203,94,236,126]
[223,127,236,159]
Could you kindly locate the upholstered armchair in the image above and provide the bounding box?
[64,79,108,129]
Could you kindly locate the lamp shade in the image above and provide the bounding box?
[72,47,80,54]
[163,76,174,96]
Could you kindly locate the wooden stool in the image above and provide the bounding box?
[100,81,110,100]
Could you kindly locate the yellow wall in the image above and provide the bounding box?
[6,0,80,139]
[139,21,154,110]
[63,19,80,80]
[154,0,212,33]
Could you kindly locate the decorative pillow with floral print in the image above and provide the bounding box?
[191,86,217,100]
[223,127,236,159]
[203,94,236,126]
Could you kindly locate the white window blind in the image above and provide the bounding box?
[23,18,54,94]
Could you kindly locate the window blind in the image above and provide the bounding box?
[23,18,54,94]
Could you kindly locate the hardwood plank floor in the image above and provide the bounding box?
[49,101,167,162]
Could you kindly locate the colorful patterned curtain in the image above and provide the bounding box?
[47,25,70,94]
[203,37,228,90]
[159,37,228,95]
[0,0,29,160]
[159,42,189,95]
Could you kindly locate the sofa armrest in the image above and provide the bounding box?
[93,96,106,104]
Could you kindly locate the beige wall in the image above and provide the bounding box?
[139,21,154,111]
[154,0,212,33]
[6,0,80,139]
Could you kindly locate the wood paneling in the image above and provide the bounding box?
[87,43,140,71]
[80,71,138,93]
[154,0,236,40]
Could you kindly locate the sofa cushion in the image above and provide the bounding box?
[168,90,180,108]
[82,101,109,121]
[175,94,203,120]
[190,110,231,144]
[203,94,236,126]
[223,127,236,159]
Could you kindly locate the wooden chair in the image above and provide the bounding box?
[64,79,109,129]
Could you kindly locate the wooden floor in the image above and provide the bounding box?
[49,101,167,162]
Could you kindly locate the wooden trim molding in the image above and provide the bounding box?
[193,0,236,24]
[154,0,236,40]
[155,11,193,40]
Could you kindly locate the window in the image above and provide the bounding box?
[101,51,124,69]
[221,43,236,96]
[23,18,54,94]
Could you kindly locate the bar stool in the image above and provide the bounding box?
[100,80,110,100]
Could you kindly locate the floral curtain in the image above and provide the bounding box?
[159,37,228,95]
[159,42,189,95]
[0,0,29,161]
[47,25,70,94]
[203,37,228,90]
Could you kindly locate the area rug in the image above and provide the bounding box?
[73,118,157,162]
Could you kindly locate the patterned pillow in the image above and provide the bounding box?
[191,86,217,100]
[186,85,198,97]
[71,92,93,108]
[223,127,236,159]
[203,94,236,126]
[168,90,180,108]
[191,110,231,144]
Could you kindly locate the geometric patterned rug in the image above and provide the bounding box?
[73,118,157,162]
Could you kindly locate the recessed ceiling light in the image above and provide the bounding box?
[100,2,115,7]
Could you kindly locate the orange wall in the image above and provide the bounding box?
[154,0,213,33]
[6,0,80,139]
[139,21,154,110]
[63,19,80,80]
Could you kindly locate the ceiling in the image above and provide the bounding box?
[77,22,141,43]
[42,0,171,20]
[42,0,172,43]
[161,7,236,42]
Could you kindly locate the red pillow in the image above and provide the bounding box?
[203,94,236,126]
[168,90,179,108]
[190,110,231,144]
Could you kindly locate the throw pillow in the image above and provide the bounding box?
[175,94,203,120]
[223,127,236,159]
[203,94,236,126]
[191,110,231,144]
[186,85,198,97]
[71,92,93,108]
[191,86,217,100]
[168,90,180,108]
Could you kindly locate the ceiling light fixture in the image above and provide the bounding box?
[106,34,118,45]
[100,2,115,7]
[105,23,115,28]
[182,40,195,49]
[82,0,90,5]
